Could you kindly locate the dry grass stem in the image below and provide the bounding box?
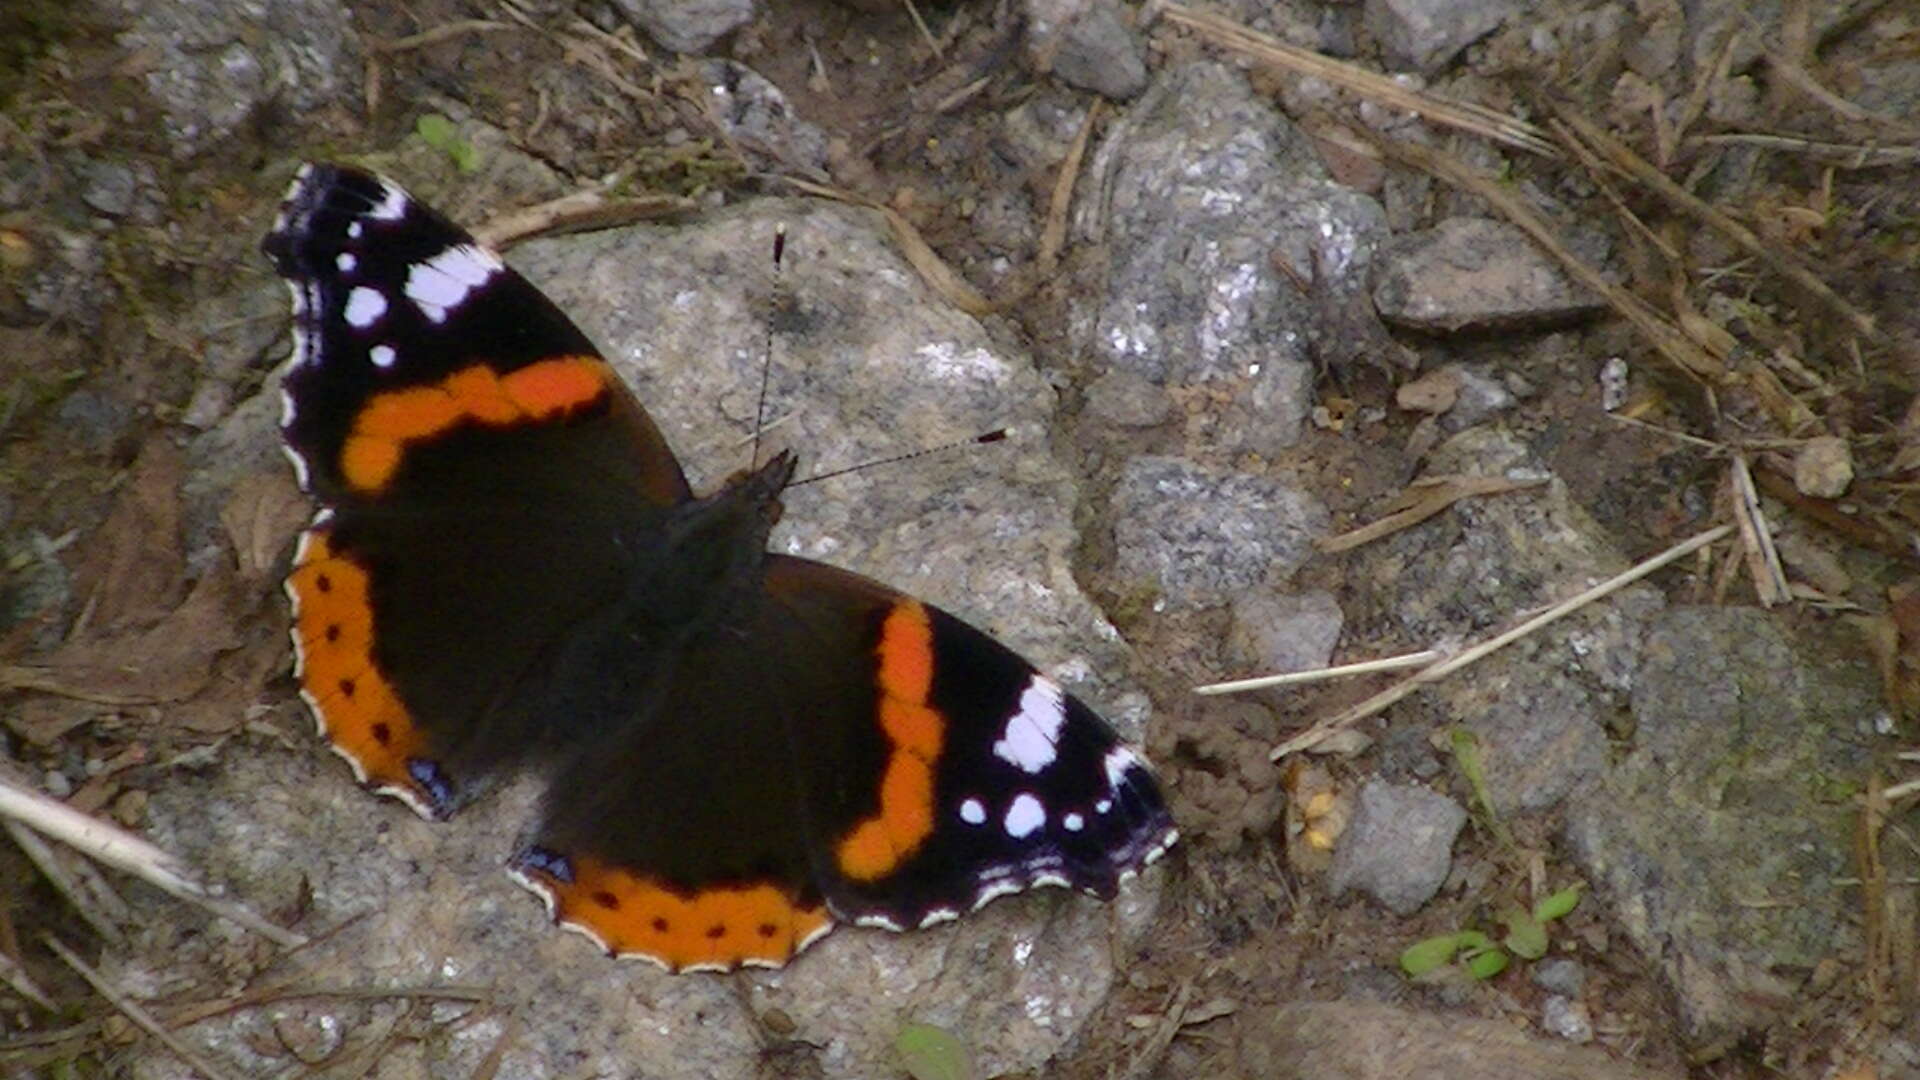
[1039,100,1101,273]
[1691,133,1920,168]
[44,934,245,1080]
[5,819,126,945]
[1729,455,1789,606]
[784,176,996,314]
[367,19,510,53]
[1383,135,1727,382]
[1195,649,1442,696]
[1317,474,1548,554]
[472,188,696,249]
[1549,102,1877,337]
[1149,2,1556,158]
[1272,523,1734,760]
[900,0,943,60]
[0,948,55,1010]
[0,777,305,948]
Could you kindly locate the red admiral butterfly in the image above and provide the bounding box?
[261,163,1176,973]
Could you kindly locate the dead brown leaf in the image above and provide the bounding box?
[67,438,187,635]
[220,470,310,584]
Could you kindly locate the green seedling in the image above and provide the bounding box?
[415,114,480,173]
[1400,884,1584,981]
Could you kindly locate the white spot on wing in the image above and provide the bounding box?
[405,244,502,324]
[1004,793,1045,838]
[1064,812,1085,832]
[1103,746,1140,789]
[336,252,357,273]
[343,286,386,328]
[368,184,408,221]
[369,344,397,369]
[959,797,986,825]
[992,675,1066,774]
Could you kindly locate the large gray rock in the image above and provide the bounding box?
[1563,607,1884,1059]
[107,0,359,159]
[1075,61,1388,454]
[616,0,754,53]
[1374,217,1605,332]
[158,198,1166,1078]
[1237,1000,1684,1079]
[1110,456,1329,611]
[1366,0,1516,73]
[1359,426,1661,814]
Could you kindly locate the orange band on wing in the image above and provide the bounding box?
[340,356,610,493]
[519,854,833,972]
[836,600,943,882]
[288,528,431,804]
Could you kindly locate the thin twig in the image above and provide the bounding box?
[1690,133,1920,168]
[1150,2,1557,158]
[367,19,510,53]
[1549,101,1877,337]
[0,947,55,1010]
[45,935,245,1080]
[5,820,125,945]
[1729,455,1789,606]
[1195,650,1442,696]
[0,778,305,948]
[1039,100,1101,274]
[1271,524,1734,760]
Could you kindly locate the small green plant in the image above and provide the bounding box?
[895,1021,972,1080]
[1400,884,1584,981]
[415,113,480,173]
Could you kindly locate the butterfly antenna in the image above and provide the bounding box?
[792,429,1009,487]
[750,223,787,471]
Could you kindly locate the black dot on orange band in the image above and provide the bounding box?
[370,722,391,745]
[651,917,669,932]
[315,574,332,593]
[339,677,356,698]
[758,923,777,938]
[706,924,727,940]
[592,891,620,910]
[325,624,341,642]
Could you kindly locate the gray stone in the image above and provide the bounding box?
[106,0,359,159]
[1360,427,1661,813]
[1439,364,1516,432]
[1029,0,1148,101]
[54,389,135,456]
[1541,995,1594,1044]
[616,0,754,53]
[1532,956,1587,997]
[1076,61,1387,454]
[1110,456,1329,610]
[1365,0,1516,73]
[1083,370,1173,428]
[1793,435,1853,498]
[168,198,1165,1079]
[701,60,829,177]
[1226,589,1343,674]
[1328,781,1465,915]
[1374,217,1604,332]
[1563,607,1883,1058]
[80,161,138,218]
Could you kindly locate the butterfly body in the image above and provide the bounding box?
[263,163,1176,972]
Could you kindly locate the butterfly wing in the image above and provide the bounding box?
[506,554,1176,970]
[766,556,1177,931]
[265,164,693,817]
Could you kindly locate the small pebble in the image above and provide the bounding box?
[1793,436,1853,498]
